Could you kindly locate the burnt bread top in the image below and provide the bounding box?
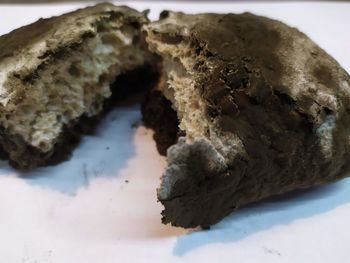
[144,11,350,228]
[0,3,147,100]
[146,11,350,123]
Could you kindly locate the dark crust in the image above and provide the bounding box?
[0,3,147,62]
[147,12,350,228]
[20,14,142,85]
[141,90,180,155]
[0,64,159,170]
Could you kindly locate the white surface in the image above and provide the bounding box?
[0,2,350,263]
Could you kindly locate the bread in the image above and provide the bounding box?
[142,11,350,228]
[0,3,154,169]
[2,4,350,229]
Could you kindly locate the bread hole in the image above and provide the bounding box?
[97,23,109,33]
[247,95,258,105]
[98,73,109,83]
[132,35,140,45]
[274,90,296,106]
[101,33,123,45]
[68,63,81,77]
[159,10,170,19]
[48,91,60,100]
[323,107,333,115]
[51,70,59,77]
[38,141,49,150]
[128,55,136,61]
[241,77,249,89]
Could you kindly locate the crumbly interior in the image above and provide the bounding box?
[145,31,246,162]
[161,57,209,141]
[147,35,209,142]
[0,25,149,152]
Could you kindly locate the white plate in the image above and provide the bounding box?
[0,2,350,262]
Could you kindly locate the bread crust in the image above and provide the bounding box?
[144,11,350,228]
[0,3,147,92]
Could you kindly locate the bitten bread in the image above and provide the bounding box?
[142,11,350,228]
[0,3,154,168]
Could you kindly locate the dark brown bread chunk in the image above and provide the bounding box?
[0,3,155,169]
[143,11,350,228]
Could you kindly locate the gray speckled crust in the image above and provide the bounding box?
[145,11,350,228]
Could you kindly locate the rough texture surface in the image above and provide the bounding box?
[144,11,350,228]
[5,64,158,169]
[0,3,154,169]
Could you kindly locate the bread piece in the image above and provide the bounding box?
[143,11,350,228]
[0,3,154,169]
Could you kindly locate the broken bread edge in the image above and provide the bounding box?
[143,11,350,228]
[0,3,157,169]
